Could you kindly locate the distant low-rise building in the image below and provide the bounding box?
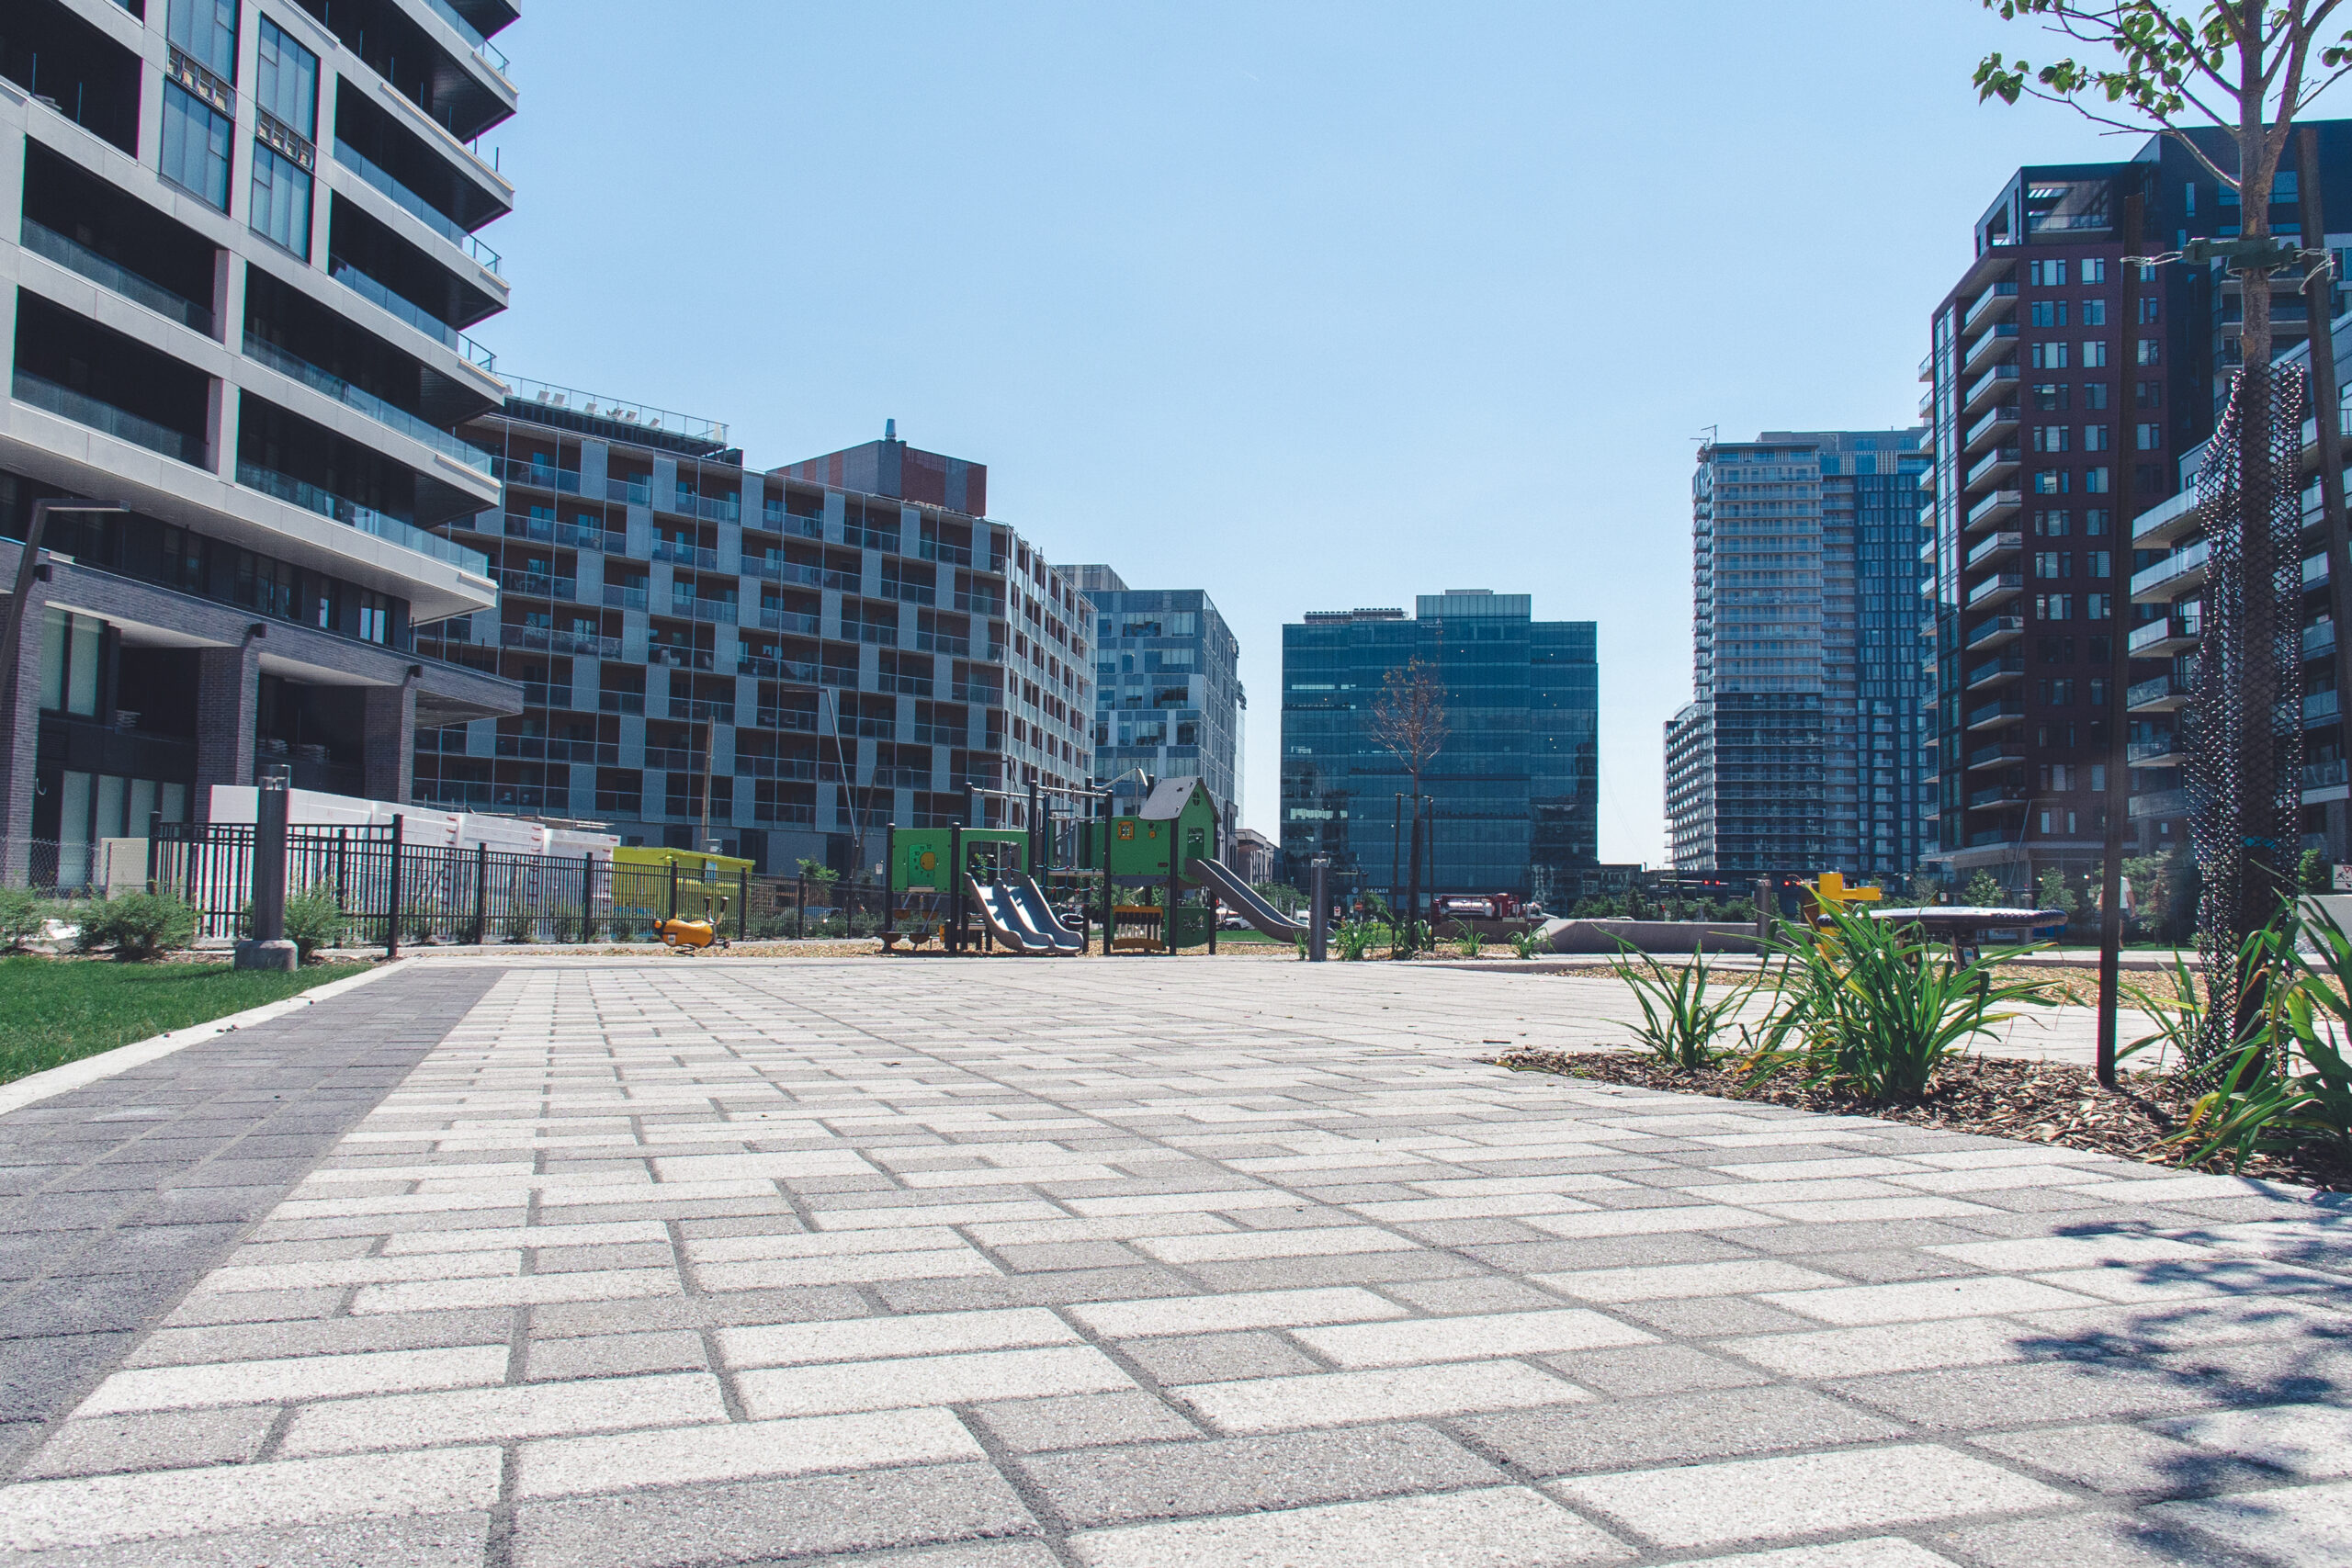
[1228,826,1276,886]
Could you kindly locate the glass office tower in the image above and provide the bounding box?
[1279,591,1596,902]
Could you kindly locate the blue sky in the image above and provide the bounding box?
[474,0,2227,864]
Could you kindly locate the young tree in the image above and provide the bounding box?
[1964,869,2009,908]
[1369,658,1447,956]
[1975,2,2352,1042]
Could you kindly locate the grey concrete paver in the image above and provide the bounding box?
[0,956,2339,1564]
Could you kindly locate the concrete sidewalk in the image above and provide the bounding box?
[0,959,2340,1566]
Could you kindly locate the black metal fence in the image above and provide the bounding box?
[149,822,755,952]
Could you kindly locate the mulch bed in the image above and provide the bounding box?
[1489,1046,2352,1194]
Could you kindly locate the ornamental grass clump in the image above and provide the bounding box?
[2177,902,2352,1172]
[1606,940,1760,1071]
[1742,903,2053,1102]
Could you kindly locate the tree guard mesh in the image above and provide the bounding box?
[2186,360,2306,1066]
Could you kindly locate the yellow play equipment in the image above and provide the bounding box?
[655,897,732,953]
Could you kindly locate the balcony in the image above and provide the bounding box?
[1963,361,2020,414]
[1961,321,2019,376]
[2132,487,2200,547]
[602,583,648,611]
[753,708,822,734]
[2131,787,2190,819]
[762,502,826,540]
[1965,531,2022,570]
[1966,739,2027,771]
[1918,349,1935,383]
[881,579,938,606]
[235,461,489,573]
[499,624,618,658]
[739,655,820,683]
[1965,572,2024,610]
[758,608,822,636]
[329,261,495,367]
[2305,757,2350,792]
[2309,619,2339,661]
[19,218,213,335]
[1962,278,2019,331]
[662,491,741,525]
[598,691,645,716]
[920,537,974,567]
[663,595,739,625]
[2128,736,2185,767]
[2130,538,2211,603]
[496,457,582,494]
[606,476,652,505]
[1917,536,1938,566]
[1966,699,2026,731]
[242,334,494,474]
[1965,654,2024,690]
[2129,612,2203,655]
[14,369,205,468]
[669,697,735,724]
[1917,385,1935,419]
[647,644,716,671]
[1964,402,2019,455]
[2306,552,2331,590]
[1967,784,2030,810]
[1965,615,2024,649]
[1964,489,2021,532]
[842,620,900,647]
[492,570,574,600]
[914,629,971,656]
[1918,498,1939,528]
[2127,672,2194,712]
[650,540,719,570]
[332,139,501,273]
[954,592,1006,618]
[2306,689,2340,725]
[424,0,513,80]
[1963,446,2020,495]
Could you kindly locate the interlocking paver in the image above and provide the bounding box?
[0,956,2341,1563]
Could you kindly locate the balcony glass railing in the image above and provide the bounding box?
[14,370,205,466]
[334,260,450,348]
[492,570,573,599]
[1963,403,2019,448]
[650,539,718,570]
[665,596,738,624]
[605,476,651,505]
[603,583,648,610]
[424,0,511,76]
[19,219,213,334]
[2130,538,2211,598]
[243,334,495,473]
[2126,673,2193,708]
[494,457,582,493]
[1966,740,2024,769]
[333,140,501,273]
[2307,620,2338,660]
[759,608,822,636]
[2129,613,2202,652]
[2305,757,2349,790]
[237,460,490,574]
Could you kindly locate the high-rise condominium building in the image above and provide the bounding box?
[2,0,523,884]
[1060,564,1241,841]
[1922,124,2352,892]
[1668,429,1930,878]
[1280,590,1596,902]
[416,391,1093,872]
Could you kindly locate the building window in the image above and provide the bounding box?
[2033,383,2070,412]
[2137,338,2162,365]
[255,18,317,138]
[2033,551,2067,580]
[161,84,233,210]
[358,591,390,644]
[249,143,311,256]
[2135,422,2162,450]
[2081,299,2108,326]
[2038,593,2073,620]
[167,0,240,80]
[2087,550,2112,577]
[2084,424,2111,451]
[2082,341,2110,367]
[2087,592,2113,620]
[2084,382,2109,409]
[2033,426,2070,453]
[2033,509,2070,536]
[2085,467,2110,493]
[2137,297,2161,322]
[2030,300,2068,327]
[2030,259,2069,286]
[2030,343,2072,369]
[2033,471,2070,494]
[2135,379,2163,407]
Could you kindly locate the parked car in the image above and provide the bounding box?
[1218,912,1250,931]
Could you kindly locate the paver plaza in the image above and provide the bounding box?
[0,957,2342,1566]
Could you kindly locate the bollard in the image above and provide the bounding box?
[1308,856,1329,963]
[1755,876,1773,947]
[235,776,298,971]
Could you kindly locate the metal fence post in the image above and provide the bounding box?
[144,810,160,894]
[738,868,749,940]
[796,873,806,940]
[385,815,404,959]
[581,852,594,942]
[667,860,678,923]
[471,841,489,945]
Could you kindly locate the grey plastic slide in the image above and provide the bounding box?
[1191,858,1307,938]
[967,878,1052,953]
[1005,875,1083,953]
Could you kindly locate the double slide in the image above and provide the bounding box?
[1189,858,1307,939]
[967,875,1084,954]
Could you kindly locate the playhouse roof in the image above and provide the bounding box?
[1137,777,1211,820]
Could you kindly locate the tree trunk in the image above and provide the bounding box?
[1402,782,1422,958]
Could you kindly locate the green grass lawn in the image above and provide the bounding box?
[0,957,369,1086]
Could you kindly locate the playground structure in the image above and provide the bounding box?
[881,777,1304,956]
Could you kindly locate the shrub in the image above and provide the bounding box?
[283,885,348,962]
[1608,941,1758,1070]
[1743,904,2052,1100]
[1509,927,1546,960]
[77,891,197,960]
[0,886,49,950]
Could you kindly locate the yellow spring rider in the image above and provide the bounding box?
[656,897,732,954]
